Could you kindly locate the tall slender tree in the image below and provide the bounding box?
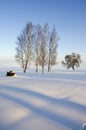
[39,23,49,74]
[48,26,59,72]
[15,22,34,73]
[34,24,42,72]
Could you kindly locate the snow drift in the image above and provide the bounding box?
[0,66,86,130]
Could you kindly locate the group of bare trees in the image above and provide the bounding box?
[15,22,82,73]
[15,22,59,73]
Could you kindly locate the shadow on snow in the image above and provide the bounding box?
[0,85,85,130]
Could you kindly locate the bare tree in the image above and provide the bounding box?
[48,26,59,72]
[34,24,42,72]
[62,53,82,70]
[39,23,49,74]
[15,22,33,73]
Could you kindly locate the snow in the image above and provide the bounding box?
[0,65,86,130]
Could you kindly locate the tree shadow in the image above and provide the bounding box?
[0,85,85,130]
[0,85,86,113]
[0,92,81,130]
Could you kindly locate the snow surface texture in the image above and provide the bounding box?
[0,66,86,130]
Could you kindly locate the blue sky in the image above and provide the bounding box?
[0,0,86,63]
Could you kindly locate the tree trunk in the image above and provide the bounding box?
[72,64,75,70]
[23,68,26,73]
[42,64,44,74]
[36,64,38,73]
[23,62,28,73]
[42,56,44,74]
[48,52,51,72]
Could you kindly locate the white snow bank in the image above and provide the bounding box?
[0,66,86,130]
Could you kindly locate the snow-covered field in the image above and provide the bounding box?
[0,65,86,130]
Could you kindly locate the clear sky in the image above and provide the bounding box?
[0,0,86,63]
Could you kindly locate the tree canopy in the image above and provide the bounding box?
[62,53,82,70]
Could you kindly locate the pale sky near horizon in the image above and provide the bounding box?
[0,0,86,63]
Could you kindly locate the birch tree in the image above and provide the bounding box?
[48,26,59,72]
[15,22,33,73]
[34,24,42,72]
[39,23,49,74]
